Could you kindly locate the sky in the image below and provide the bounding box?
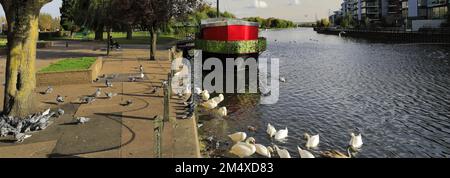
[1,0,341,22]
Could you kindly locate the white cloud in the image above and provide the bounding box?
[253,0,268,8]
[289,0,301,6]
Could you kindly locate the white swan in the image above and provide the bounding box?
[228,132,247,143]
[216,107,228,117]
[212,94,225,104]
[274,145,291,158]
[230,137,256,158]
[297,146,315,158]
[275,127,288,140]
[304,133,320,149]
[255,144,271,158]
[349,133,363,150]
[266,123,277,138]
[201,99,219,110]
[201,90,210,101]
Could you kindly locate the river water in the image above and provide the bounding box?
[199,28,450,158]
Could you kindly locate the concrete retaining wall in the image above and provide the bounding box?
[36,57,103,87]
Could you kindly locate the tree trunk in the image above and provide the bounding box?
[1,0,50,117]
[149,25,157,61]
[95,26,104,41]
[126,25,133,40]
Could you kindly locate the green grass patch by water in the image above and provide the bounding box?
[39,57,97,73]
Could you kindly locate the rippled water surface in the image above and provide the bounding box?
[200,28,450,158]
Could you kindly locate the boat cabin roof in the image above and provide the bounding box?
[201,18,259,28]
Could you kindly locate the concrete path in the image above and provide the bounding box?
[0,41,201,158]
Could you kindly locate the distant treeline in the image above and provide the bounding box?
[243,17,296,29]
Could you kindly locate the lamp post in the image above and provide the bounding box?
[217,0,220,18]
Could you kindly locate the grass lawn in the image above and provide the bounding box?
[39,57,97,73]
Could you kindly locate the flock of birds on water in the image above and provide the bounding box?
[227,126,363,158]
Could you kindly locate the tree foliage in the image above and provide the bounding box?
[244,17,295,29]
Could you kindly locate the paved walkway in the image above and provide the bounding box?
[0,41,200,158]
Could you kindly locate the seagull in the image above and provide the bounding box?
[267,123,277,137]
[56,95,65,104]
[44,86,53,95]
[349,133,363,150]
[106,80,113,88]
[74,117,90,124]
[105,92,117,99]
[15,133,32,143]
[275,127,288,140]
[298,146,315,158]
[228,132,247,143]
[304,133,320,149]
[279,77,286,83]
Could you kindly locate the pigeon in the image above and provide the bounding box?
[106,80,113,88]
[44,86,53,95]
[150,87,158,94]
[82,96,96,104]
[56,108,65,118]
[280,77,286,83]
[139,65,144,73]
[105,92,117,99]
[15,133,32,143]
[56,95,65,104]
[93,88,102,97]
[122,100,133,106]
[74,117,90,124]
[129,77,137,82]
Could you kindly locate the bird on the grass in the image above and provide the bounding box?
[74,117,90,124]
[56,95,65,104]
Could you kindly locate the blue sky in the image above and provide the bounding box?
[1,0,341,22]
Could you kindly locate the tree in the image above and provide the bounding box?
[38,13,53,31]
[0,0,53,117]
[134,0,201,60]
[60,0,78,36]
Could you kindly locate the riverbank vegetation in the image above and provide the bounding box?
[244,17,296,29]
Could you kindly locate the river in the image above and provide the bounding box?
[199,28,450,158]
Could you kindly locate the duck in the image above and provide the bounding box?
[275,127,288,140]
[230,137,257,158]
[349,133,363,150]
[201,90,210,101]
[273,145,291,158]
[304,133,320,149]
[266,123,277,138]
[297,146,315,158]
[216,107,227,117]
[228,132,247,143]
[255,144,271,158]
[321,149,352,158]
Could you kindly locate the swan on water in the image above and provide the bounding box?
[255,144,271,158]
[349,133,363,150]
[273,145,291,158]
[297,146,315,158]
[228,132,247,143]
[275,127,288,140]
[304,133,320,149]
[216,107,227,117]
[230,137,257,158]
[267,123,277,138]
[201,90,210,101]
